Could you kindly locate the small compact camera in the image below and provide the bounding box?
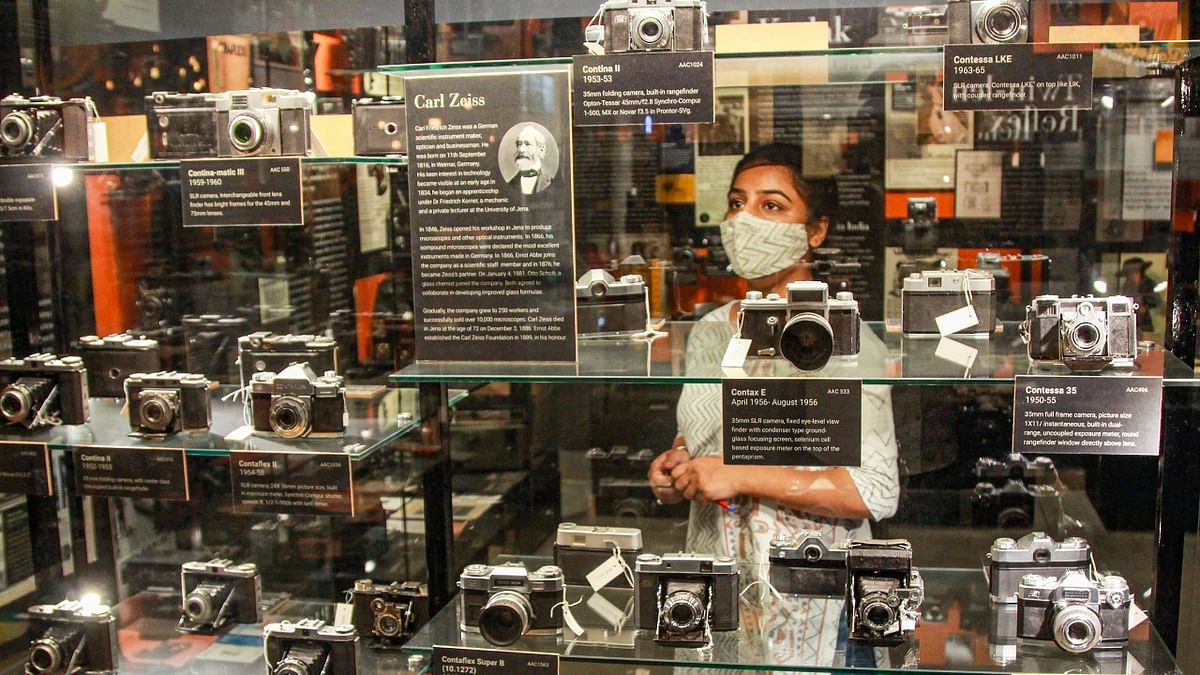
[768,532,849,597]
[1017,570,1129,654]
[177,558,262,633]
[0,354,88,428]
[182,314,250,383]
[25,600,117,675]
[846,540,924,644]
[237,332,339,389]
[459,563,565,646]
[214,88,315,158]
[263,619,360,675]
[250,363,346,438]
[947,0,1030,44]
[976,454,1056,485]
[586,0,709,53]
[79,334,160,398]
[144,91,220,159]
[901,270,997,338]
[348,579,429,647]
[1,94,96,162]
[554,523,643,588]
[972,480,1062,530]
[352,97,406,156]
[1021,295,1138,372]
[125,371,211,437]
[737,281,860,371]
[576,269,649,337]
[901,197,939,255]
[634,552,739,646]
[987,532,1091,604]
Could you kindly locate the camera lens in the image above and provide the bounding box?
[613,497,649,521]
[778,313,835,372]
[479,590,533,646]
[185,593,214,624]
[375,609,402,637]
[269,396,312,439]
[229,113,265,153]
[139,391,179,433]
[633,13,669,48]
[976,1,1027,43]
[1067,319,1105,355]
[1,112,33,149]
[184,581,230,625]
[28,640,64,674]
[803,545,823,561]
[997,507,1032,529]
[0,387,31,423]
[861,601,896,631]
[1052,605,1102,654]
[662,591,705,632]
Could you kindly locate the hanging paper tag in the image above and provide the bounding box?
[935,305,980,336]
[585,554,627,592]
[1128,601,1149,630]
[934,337,979,370]
[561,601,585,637]
[722,338,752,368]
[585,592,627,630]
[334,602,354,626]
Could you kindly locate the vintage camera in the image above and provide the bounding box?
[263,619,360,675]
[986,532,1091,604]
[459,563,565,646]
[972,480,1062,530]
[237,332,339,389]
[846,540,924,643]
[1021,295,1138,372]
[0,354,88,428]
[976,454,1056,485]
[768,532,849,596]
[634,553,739,646]
[144,91,219,159]
[177,558,262,633]
[554,523,643,588]
[901,270,997,338]
[1,94,96,162]
[183,314,249,383]
[352,97,406,156]
[587,0,709,53]
[348,579,429,647]
[901,197,939,255]
[947,0,1030,44]
[79,334,160,398]
[125,371,211,436]
[1017,570,1129,654]
[737,281,860,371]
[587,446,688,521]
[214,88,314,158]
[576,270,649,337]
[905,6,949,45]
[24,600,117,675]
[250,363,346,438]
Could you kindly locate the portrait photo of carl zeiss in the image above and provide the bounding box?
[498,122,560,198]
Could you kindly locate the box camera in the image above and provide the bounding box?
[348,579,429,647]
[79,334,160,398]
[901,270,997,338]
[183,314,249,383]
[947,0,1030,44]
[737,281,860,372]
[846,540,924,644]
[0,354,88,428]
[554,523,643,588]
[1017,570,1129,654]
[768,532,849,596]
[576,270,649,338]
[25,600,117,675]
[976,454,1056,485]
[634,553,739,646]
[1021,295,1138,372]
[177,558,262,633]
[587,0,709,53]
[459,563,565,646]
[987,532,1091,604]
[250,363,346,438]
[352,98,406,156]
[126,371,211,437]
[214,88,315,158]
[144,91,219,159]
[263,619,360,675]
[972,480,1062,531]
[1,94,96,162]
[237,332,339,390]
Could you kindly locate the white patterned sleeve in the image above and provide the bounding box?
[846,384,900,521]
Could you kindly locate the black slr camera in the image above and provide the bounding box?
[126,371,211,437]
[986,532,1091,604]
[1022,295,1138,372]
[348,579,429,647]
[24,600,117,675]
[901,270,997,338]
[352,97,406,156]
[972,480,1062,531]
[588,446,689,521]
[144,92,219,159]
[737,281,860,371]
[1017,570,1129,654]
[586,0,708,53]
[214,88,314,158]
[768,532,849,596]
[182,314,249,383]
[554,522,643,588]
[1,94,96,162]
[947,0,1030,44]
[79,334,160,398]
[263,619,360,675]
[846,540,924,644]
[0,354,88,428]
[575,269,649,337]
[237,332,338,390]
[458,563,565,646]
[634,552,739,646]
[250,364,346,438]
[177,558,262,633]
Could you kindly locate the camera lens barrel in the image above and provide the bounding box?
[478,590,533,646]
[662,591,705,632]
[860,600,897,631]
[184,581,229,625]
[975,0,1028,43]
[229,113,266,153]
[269,395,313,439]
[778,313,836,372]
[1,379,52,424]
[139,392,179,432]
[1052,605,1102,654]
[1,112,34,149]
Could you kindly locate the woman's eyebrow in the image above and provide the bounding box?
[754,189,793,202]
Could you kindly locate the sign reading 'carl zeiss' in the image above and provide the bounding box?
[943,43,1092,112]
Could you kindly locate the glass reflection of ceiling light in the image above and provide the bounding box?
[1161,96,1176,108]
[80,592,102,610]
[1093,280,1108,294]
[1100,95,1114,109]
[52,167,74,187]
[1154,281,1169,294]
[365,560,377,574]
[942,175,951,183]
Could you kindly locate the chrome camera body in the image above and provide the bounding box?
[458,563,565,646]
[1022,295,1137,372]
[768,532,849,596]
[214,88,314,157]
[178,558,262,633]
[846,540,924,644]
[250,364,346,438]
[126,371,211,437]
[25,600,117,675]
[588,0,708,53]
[634,552,739,646]
[263,619,360,675]
[1016,570,1129,654]
[737,281,860,371]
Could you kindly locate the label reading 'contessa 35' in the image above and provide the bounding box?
[1013,375,1162,456]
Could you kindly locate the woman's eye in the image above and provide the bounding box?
[764,201,782,211]
[728,199,744,210]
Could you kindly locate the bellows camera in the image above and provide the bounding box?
[237,332,338,390]
[947,0,1030,44]
[987,532,1090,604]
[901,270,997,338]
[586,0,709,53]
[768,532,849,596]
[634,552,739,646]
[352,98,406,156]
[1017,570,1129,654]
[177,558,262,633]
[846,540,924,643]
[459,563,565,646]
[1021,295,1138,372]
[554,522,643,588]
[250,364,346,438]
[0,354,88,428]
[263,619,360,675]
[214,88,315,158]
[1,94,96,162]
[144,92,219,159]
[79,334,160,398]
[25,600,117,675]
[737,281,860,372]
[576,270,650,338]
[126,371,211,437]
[348,579,429,647]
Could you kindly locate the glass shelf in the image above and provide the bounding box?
[46,155,407,173]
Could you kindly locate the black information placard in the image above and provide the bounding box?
[722,379,862,467]
[0,441,52,495]
[74,446,190,500]
[944,44,1092,112]
[432,646,558,675]
[0,164,57,221]
[230,451,354,516]
[572,51,714,126]
[1013,375,1163,456]
[406,69,576,362]
[181,157,303,227]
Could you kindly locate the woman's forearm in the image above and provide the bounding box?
[732,466,871,519]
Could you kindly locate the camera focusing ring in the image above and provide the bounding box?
[479,590,533,646]
[28,638,66,674]
[229,112,268,153]
[860,599,897,631]
[662,591,705,633]
[0,386,33,423]
[1,111,34,149]
[1065,318,1106,356]
[631,9,672,49]
[373,605,404,637]
[1052,604,1103,654]
[975,0,1028,43]
[269,395,313,439]
[139,391,180,433]
[778,313,836,372]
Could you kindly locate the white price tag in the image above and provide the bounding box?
[585,554,627,592]
[935,305,980,336]
[561,600,585,636]
[585,591,627,629]
[934,337,979,370]
[334,602,354,627]
[722,338,752,368]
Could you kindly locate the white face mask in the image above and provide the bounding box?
[719,211,809,280]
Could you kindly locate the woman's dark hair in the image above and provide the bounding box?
[730,142,832,220]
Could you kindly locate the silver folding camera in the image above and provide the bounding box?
[214,88,314,157]
[586,0,708,53]
[1017,570,1129,654]
[576,270,649,337]
[947,0,1030,44]
[1021,295,1138,372]
[553,522,643,588]
[846,540,923,644]
[737,281,860,371]
[237,331,338,390]
[263,619,360,675]
[634,552,739,646]
[1,94,96,162]
[901,269,997,337]
[352,97,406,156]
[768,532,849,596]
[986,532,1091,604]
[25,600,117,675]
[126,371,211,437]
[178,558,262,633]
[459,563,565,646]
[79,333,160,398]
[250,364,346,438]
[0,354,88,428]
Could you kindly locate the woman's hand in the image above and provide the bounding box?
[648,445,690,505]
[670,456,741,504]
